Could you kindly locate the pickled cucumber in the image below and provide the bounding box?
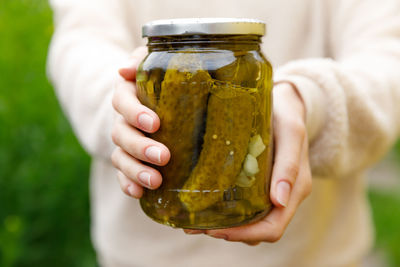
[144,52,212,215]
[215,53,261,88]
[137,52,175,110]
[178,84,256,212]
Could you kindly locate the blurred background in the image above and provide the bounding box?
[0,1,399,266]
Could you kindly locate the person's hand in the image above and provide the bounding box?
[111,48,312,244]
[184,82,312,245]
[111,47,171,198]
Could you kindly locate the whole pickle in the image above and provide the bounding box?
[137,51,176,110]
[178,82,256,212]
[215,53,261,87]
[142,52,212,217]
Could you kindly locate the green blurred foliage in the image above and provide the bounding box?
[0,0,399,267]
[0,0,96,266]
[370,139,400,267]
[369,189,400,267]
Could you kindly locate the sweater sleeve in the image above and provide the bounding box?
[47,0,134,159]
[274,0,400,178]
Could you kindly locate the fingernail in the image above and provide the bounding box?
[277,181,291,207]
[127,184,136,196]
[209,233,229,240]
[138,171,152,188]
[138,113,154,131]
[145,146,162,163]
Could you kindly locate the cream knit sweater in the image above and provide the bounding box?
[47,0,400,266]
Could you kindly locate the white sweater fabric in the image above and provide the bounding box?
[47,0,400,266]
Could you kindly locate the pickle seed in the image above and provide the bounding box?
[226,140,231,145]
[229,151,234,156]
[212,134,218,139]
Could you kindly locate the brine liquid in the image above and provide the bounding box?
[137,44,273,229]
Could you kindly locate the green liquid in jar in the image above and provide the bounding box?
[136,35,273,229]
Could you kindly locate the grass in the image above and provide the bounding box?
[369,142,400,266]
[369,189,400,267]
[0,0,399,266]
[0,1,96,266]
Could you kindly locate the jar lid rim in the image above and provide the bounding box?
[142,18,266,37]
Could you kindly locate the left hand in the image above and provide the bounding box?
[184,82,312,245]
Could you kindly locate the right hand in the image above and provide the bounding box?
[111,47,170,198]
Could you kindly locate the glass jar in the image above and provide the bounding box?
[136,18,273,229]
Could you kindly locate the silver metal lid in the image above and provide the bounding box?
[142,18,266,37]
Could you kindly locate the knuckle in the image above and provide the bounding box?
[290,120,306,136]
[111,148,120,168]
[116,170,126,185]
[245,241,260,246]
[127,138,140,157]
[122,184,130,196]
[112,89,121,111]
[111,125,120,145]
[125,165,137,180]
[267,228,284,243]
[256,220,283,243]
[124,114,137,129]
[121,182,135,198]
[133,191,143,199]
[285,162,299,180]
[303,175,313,197]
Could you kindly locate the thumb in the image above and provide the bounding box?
[119,46,148,81]
[270,85,306,208]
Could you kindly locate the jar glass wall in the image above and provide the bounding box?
[136,33,273,229]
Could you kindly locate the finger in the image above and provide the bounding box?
[205,143,312,244]
[183,229,205,235]
[116,170,143,198]
[244,241,261,246]
[119,46,148,80]
[205,206,292,243]
[292,139,312,202]
[205,210,284,243]
[112,118,170,166]
[205,192,296,243]
[270,113,306,208]
[112,147,163,189]
[113,80,160,133]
